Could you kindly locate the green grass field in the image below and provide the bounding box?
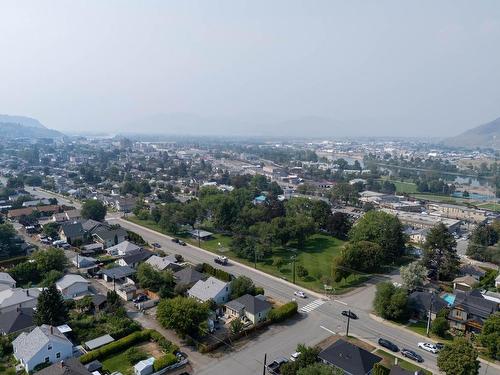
[406,321,453,345]
[477,202,500,212]
[375,349,432,374]
[392,181,418,194]
[102,351,133,375]
[126,217,365,293]
[409,193,469,205]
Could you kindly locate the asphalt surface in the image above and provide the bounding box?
[25,187,499,375]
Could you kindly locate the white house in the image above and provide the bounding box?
[0,288,41,314]
[12,325,74,372]
[224,294,272,324]
[56,274,89,299]
[0,272,16,291]
[105,241,140,256]
[187,277,230,305]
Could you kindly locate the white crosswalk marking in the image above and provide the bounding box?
[299,299,326,313]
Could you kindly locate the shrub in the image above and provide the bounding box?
[268,301,298,323]
[79,330,153,363]
[201,263,232,282]
[372,363,390,375]
[153,353,178,372]
[431,317,450,337]
[124,347,147,364]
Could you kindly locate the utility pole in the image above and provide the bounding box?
[292,256,296,284]
[346,310,351,337]
[262,353,267,375]
[254,247,257,269]
[426,292,434,337]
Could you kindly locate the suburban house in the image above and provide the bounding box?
[187,276,231,304]
[459,264,486,281]
[117,248,153,268]
[0,307,35,335]
[224,294,272,324]
[408,291,448,320]
[35,358,92,375]
[81,219,106,234]
[99,266,136,300]
[145,255,182,272]
[92,227,127,249]
[105,240,139,256]
[52,209,82,223]
[59,222,85,245]
[189,229,214,241]
[448,290,498,333]
[72,256,98,273]
[0,288,41,314]
[173,266,207,287]
[80,243,104,256]
[318,339,382,375]
[0,272,16,291]
[56,275,90,299]
[452,275,477,292]
[12,325,74,372]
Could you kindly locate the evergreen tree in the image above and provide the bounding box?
[34,284,68,326]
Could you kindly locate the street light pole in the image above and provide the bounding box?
[292,256,296,284]
[346,310,351,337]
[426,292,434,337]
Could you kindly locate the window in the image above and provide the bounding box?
[48,345,52,350]
[56,352,61,359]
[45,357,50,363]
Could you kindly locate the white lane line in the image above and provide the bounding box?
[333,299,348,306]
[299,299,326,312]
[320,325,336,335]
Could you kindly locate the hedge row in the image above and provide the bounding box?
[150,330,179,353]
[153,353,178,372]
[79,330,154,364]
[201,263,232,282]
[268,301,298,323]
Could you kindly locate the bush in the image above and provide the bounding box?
[268,301,298,323]
[79,330,153,363]
[124,347,147,364]
[150,330,179,353]
[201,263,232,282]
[153,353,178,372]
[296,265,308,278]
[431,317,450,337]
[372,363,390,375]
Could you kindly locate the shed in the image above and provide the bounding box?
[134,357,155,375]
[84,334,115,350]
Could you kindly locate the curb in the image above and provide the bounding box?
[112,217,328,300]
[368,313,500,371]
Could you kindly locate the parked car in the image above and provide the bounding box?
[401,349,423,363]
[341,310,358,319]
[435,343,445,350]
[179,240,187,246]
[378,338,399,352]
[418,342,439,354]
[294,291,307,298]
[267,358,288,374]
[152,242,161,248]
[214,256,228,265]
[133,294,148,304]
[290,352,300,362]
[171,238,179,243]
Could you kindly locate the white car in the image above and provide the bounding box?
[290,352,300,362]
[294,291,307,298]
[418,342,439,354]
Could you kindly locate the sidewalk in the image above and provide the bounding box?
[369,313,500,372]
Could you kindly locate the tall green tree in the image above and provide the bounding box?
[136,263,174,297]
[34,284,68,326]
[437,338,479,375]
[478,313,500,360]
[330,183,358,205]
[373,282,409,321]
[32,248,67,274]
[230,276,256,299]
[81,199,107,221]
[156,296,209,337]
[0,222,22,259]
[349,211,405,261]
[400,261,427,290]
[422,223,459,281]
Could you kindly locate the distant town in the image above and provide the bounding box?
[0,134,499,375]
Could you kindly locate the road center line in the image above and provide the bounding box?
[320,325,336,335]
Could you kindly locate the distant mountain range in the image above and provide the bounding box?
[123,113,351,138]
[0,114,63,139]
[443,117,500,149]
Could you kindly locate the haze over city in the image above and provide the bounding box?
[1,0,500,137]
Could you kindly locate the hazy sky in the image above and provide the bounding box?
[1,1,499,137]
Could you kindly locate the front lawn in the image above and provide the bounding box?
[406,321,453,345]
[375,349,433,374]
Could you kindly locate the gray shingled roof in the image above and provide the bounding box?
[12,325,73,362]
[188,277,228,302]
[0,308,34,334]
[56,274,89,290]
[36,358,92,375]
[100,266,136,279]
[226,294,271,315]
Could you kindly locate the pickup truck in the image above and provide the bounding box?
[214,256,228,265]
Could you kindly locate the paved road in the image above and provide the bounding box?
[111,217,500,375]
[26,188,499,375]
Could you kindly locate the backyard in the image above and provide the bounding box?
[101,342,163,375]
